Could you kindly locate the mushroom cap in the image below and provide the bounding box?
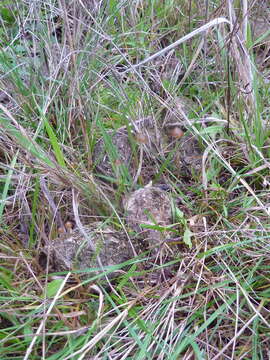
[149,55,183,93]
[123,186,172,248]
[50,223,133,273]
[93,118,161,181]
[174,132,202,173]
[93,129,133,179]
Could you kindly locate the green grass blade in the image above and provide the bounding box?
[0,115,55,167]
[0,151,18,222]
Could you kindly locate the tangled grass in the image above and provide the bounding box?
[1,0,270,359]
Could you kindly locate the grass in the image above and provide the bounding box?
[1,0,270,359]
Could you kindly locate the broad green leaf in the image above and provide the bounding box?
[0,271,14,291]
[172,204,187,225]
[45,279,64,298]
[183,228,193,249]
[140,223,169,232]
[0,7,15,24]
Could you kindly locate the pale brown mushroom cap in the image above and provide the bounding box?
[93,130,133,178]
[123,186,172,250]
[124,187,171,228]
[50,223,133,273]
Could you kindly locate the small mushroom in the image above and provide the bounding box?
[168,126,184,139]
[49,223,134,275]
[174,132,202,174]
[149,54,183,93]
[93,118,160,181]
[123,186,172,252]
[93,129,133,179]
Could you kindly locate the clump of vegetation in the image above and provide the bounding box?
[1,0,270,359]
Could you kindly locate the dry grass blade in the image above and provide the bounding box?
[124,17,230,73]
[202,138,270,216]
[227,1,254,111]
[23,272,71,360]
[0,104,56,167]
[63,300,136,360]
[212,302,264,360]
[1,1,270,359]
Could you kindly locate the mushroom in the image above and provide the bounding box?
[123,186,172,252]
[93,117,161,182]
[49,223,134,276]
